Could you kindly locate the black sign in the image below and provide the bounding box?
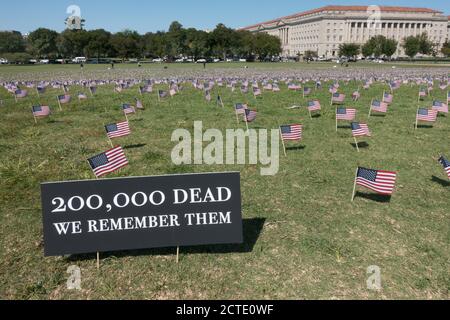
[41,172,242,256]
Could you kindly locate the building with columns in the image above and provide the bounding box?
[240,5,449,58]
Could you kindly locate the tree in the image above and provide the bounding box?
[85,29,113,59]
[338,43,360,58]
[211,24,235,60]
[27,28,59,58]
[382,38,398,60]
[0,31,25,54]
[417,33,433,55]
[57,29,91,58]
[441,41,450,57]
[253,33,281,60]
[403,36,420,59]
[110,30,141,60]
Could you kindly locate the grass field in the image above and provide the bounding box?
[0,63,449,300]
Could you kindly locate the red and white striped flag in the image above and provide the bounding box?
[88,146,129,178]
[356,167,397,195]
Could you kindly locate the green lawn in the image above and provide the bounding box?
[0,63,449,300]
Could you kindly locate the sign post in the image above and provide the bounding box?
[41,172,243,258]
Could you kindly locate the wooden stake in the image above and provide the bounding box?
[176,246,180,264]
[351,168,359,202]
[280,128,287,157]
[57,97,62,111]
[97,252,100,270]
[354,137,360,152]
[415,106,419,131]
[368,99,373,118]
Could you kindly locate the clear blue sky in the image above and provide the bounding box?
[1,0,449,34]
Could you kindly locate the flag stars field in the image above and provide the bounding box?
[0,62,449,300]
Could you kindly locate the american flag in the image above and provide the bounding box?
[139,85,152,94]
[303,87,312,96]
[88,146,129,178]
[352,90,361,101]
[417,108,438,122]
[241,86,248,94]
[389,81,400,91]
[432,101,448,114]
[253,87,262,96]
[63,85,70,93]
[115,86,123,93]
[383,93,393,104]
[351,122,371,137]
[418,88,427,97]
[308,100,321,112]
[244,109,257,122]
[57,94,71,104]
[336,108,356,121]
[37,87,46,95]
[235,103,248,114]
[332,93,345,103]
[135,98,144,109]
[371,100,388,113]
[122,104,136,115]
[158,90,168,99]
[78,92,88,100]
[32,105,50,117]
[15,89,27,98]
[288,83,301,91]
[169,87,177,96]
[280,124,302,141]
[356,167,397,195]
[438,156,450,180]
[105,122,131,139]
[329,86,338,94]
[263,83,273,91]
[273,84,280,92]
[89,86,97,95]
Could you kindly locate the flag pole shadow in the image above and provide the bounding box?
[354,192,392,203]
[431,176,450,187]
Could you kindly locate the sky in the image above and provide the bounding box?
[1,0,449,34]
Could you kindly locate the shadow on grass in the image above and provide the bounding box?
[130,118,144,122]
[354,192,391,203]
[66,218,266,262]
[286,145,306,151]
[337,125,351,129]
[416,125,434,129]
[310,113,321,118]
[431,176,450,187]
[123,144,147,150]
[350,141,369,149]
[369,113,386,117]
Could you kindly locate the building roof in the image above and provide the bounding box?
[240,5,444,30]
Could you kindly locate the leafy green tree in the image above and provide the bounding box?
[441,41,450,57]
[110,30,141,60]
[403,36,420,59]
[382,38,398,59]
[85,29,112,59]
[211,24,235,60]
[27,28,59,58]
[0,31,25,54]
[338,43,360,58]
[417,33,433,55]
[57,29,91,57]
[253,33,281,60]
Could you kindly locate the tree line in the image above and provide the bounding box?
[0,22,282,63]
[337,33,449,60]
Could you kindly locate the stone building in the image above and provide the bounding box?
[240,5,449,58]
